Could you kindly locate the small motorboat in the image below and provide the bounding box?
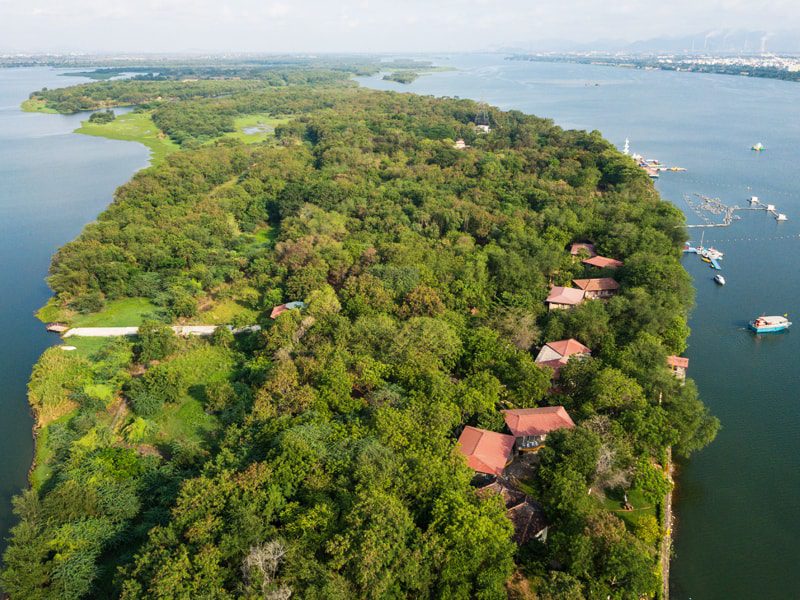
[701,256,711,263]
[714,274,725,285]
[749,315,792,333]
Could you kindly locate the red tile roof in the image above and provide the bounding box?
[572,277,620,292]
[502,406,575,438]
[545,339,591,358]
[570,242,597,257]
[667,355,689,368]
[457,426,515,476]
[270,304,289,319]
[582,256,624,269]
[545,286,585,305]
[537,359,568,379]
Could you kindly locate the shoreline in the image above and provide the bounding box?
[20,113,158,491]
[662,447,674,599]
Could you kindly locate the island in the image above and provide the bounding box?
[382,70,420,84]
[1,64,717,599]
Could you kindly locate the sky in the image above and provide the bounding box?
[0,0,798,54]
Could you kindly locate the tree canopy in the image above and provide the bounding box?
[4,73,717,599]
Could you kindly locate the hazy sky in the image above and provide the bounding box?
[1,0,798,53]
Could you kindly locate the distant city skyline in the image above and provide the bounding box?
[1,0,799,53]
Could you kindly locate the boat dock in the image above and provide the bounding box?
[622,139,686,179]
[748,196,788,221]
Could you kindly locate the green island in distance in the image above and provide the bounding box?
[2,60,718,599]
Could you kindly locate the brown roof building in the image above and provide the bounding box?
[477,480,526,508]
[570,242,597,258]
[477,481,549,544]
[502,406,576,450]
[545,286,585,310]
[572,277,620,300]
[507,500,549,544]
[582,255,624,269]
[457,426,516,477]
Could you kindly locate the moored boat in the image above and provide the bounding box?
[714,274,725,285]
[748,315,791,333]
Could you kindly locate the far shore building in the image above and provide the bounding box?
[582,255,624,270]
[570,242,597,258]
[667,355,689,382]
[453,139,468,150]
[572,277,620,300]
[270,300,306,320]
[501,406,576,451]
[534,339,591,379]
[457,426,515,477]
[545,286,585,311]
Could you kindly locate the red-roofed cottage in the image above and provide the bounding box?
[534,339,591,379]
[502,406,576,451]
[667,355,689,382]
[545,286,585,310]
[582,255,624,269]
[270,300,307,320]
[457,426,515,476]
[572,277,620,300]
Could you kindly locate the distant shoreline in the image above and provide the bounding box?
[508,54,800,84]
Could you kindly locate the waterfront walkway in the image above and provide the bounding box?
[63,324,261,337]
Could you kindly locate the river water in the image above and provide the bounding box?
[361,56,800,598]
[0,68,148,551]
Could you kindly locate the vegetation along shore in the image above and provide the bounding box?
[2,61,717,599]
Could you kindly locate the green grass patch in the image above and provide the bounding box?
[75,111,179,166]
[195,298,258,325]
[601,487,657,529]
[21,98,59,114]
[253,226,277,245]
[84,383,114,404]
[30,412,73,489]
[219,113,292,144]
[151,397,218,447]
[63,337,116,358]
[146,344,233,446]
[70,297,158,327]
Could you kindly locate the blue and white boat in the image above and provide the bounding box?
[749,315,792,333]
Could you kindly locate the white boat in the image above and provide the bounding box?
[714,274,725,285]
[749,315,791,333]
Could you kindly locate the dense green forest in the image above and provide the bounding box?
[3,75,717,599]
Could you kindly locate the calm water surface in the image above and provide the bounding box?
[362,55,800,599]
[0,68,148,551]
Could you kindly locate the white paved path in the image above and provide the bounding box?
[63,325,260,338]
